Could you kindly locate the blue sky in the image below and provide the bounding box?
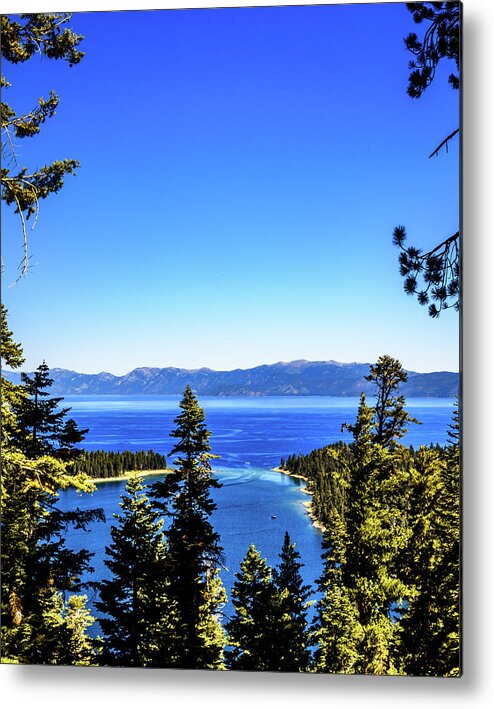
[2,3,460,374]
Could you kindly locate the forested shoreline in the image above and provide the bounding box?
[72,450,168,480]
[1,309,460,674]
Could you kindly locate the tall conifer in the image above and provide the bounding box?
[343,394,411,674]
[225,544,277,671]
[364,355,420,448]
[96,475,174,667]
[311,508,364,673]
[399,402,460,676]
[271,532,312,671]
[151,385,226,669]
[1,312,100,663]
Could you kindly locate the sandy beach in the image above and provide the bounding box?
[91,468,175,485]
[273,466,326,533]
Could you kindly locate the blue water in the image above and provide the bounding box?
[58,396,455,628]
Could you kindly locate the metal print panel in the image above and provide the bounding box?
[1,1,461,675]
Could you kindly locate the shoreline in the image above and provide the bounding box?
[271,466,306,481]
[272,466,326,533]
[90,468,174,485]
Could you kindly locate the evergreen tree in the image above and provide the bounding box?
[399,402,460,676]
[1,14,84,281]
[57,418,88,460]
[1,304,28,447]
[1,309,101,665]
[150,385,226,669]
[11,361,86,457]
[225,544,278,671]
[11,588,97,666]
[343,394,411,674]
[62,594,98,666]
[271,532,312,672]
[96,475,175,667]
[364,355,420,448]
[311,508,364,674]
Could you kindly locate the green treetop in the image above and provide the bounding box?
[96,475,175,667]
[365,355,420,448]
[225,544,277,671]
[271,532,312,672]
[311,506,364,674]
[1,308,101,664]
[10,361,88,458]
[151,385,226,669]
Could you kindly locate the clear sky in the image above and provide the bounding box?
[2,2,460,375]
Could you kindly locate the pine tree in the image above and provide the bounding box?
[11,361,87,458]
[62,594,97,666]
[2,14,84,281]
[57,418,89,460]
[399,402,460,676]
[150,385,226,669]
[96,475,175,667]
[1,309,101,665]
[364,355,420,448]
[342,394,411,674]
[311,508,364,674]
[225,544,278,671]
[1,304,28,447]
[271,532,312,671]
[12,588,97,666]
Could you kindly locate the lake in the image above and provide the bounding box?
[58,395,455,627]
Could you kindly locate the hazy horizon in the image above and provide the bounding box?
[4,356,459,378]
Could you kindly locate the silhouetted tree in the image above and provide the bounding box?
[225,544,277,671]
[393,2,461,317]
[271,532,312,671]
[11,361,87,458]
[96,475,175,667]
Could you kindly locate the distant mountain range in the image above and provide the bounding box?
[3,360,459,398]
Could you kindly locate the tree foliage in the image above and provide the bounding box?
[96,475,175,667]
[393,2,461,317]
[271,532,312,672]
[283,357,460,676]
[10,360,88,458]
[404,1,460,98]
[1,308,101,664]
[72,448,168,479]
[225,544,279,671]
[364,354,420,447]
[226,535,311,672]
[150,385,227,669]
[1,13,84,281]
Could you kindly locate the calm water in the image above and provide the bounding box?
[59,395,455,627]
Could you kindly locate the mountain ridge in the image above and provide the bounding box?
[2,360,459,397]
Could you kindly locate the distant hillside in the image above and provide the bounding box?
[2,360,459,397]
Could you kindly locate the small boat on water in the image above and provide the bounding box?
[271,515,277,519]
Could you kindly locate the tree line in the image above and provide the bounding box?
[1,310,460,674]
[73,450,168,479]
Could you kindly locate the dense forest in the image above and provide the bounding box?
[1,307,460,674]
[279,356,460,675]
[73,450,168,479]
